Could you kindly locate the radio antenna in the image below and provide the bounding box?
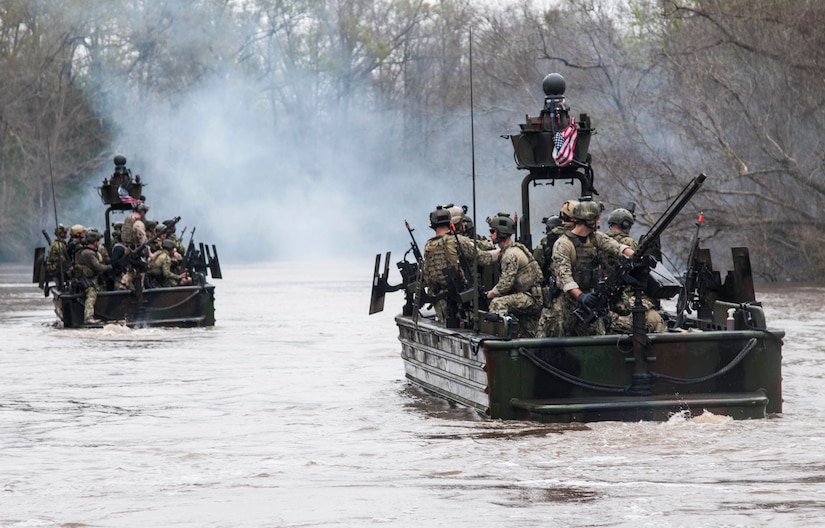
[46,138,65,287]
[469,28,480,333]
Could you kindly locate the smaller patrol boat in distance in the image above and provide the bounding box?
[369,73,783,423]
[33,155,222,328]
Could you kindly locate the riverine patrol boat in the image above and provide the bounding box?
[33,155,222,328]
[369,74,783,423]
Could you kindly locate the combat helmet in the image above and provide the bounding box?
[135,203,149,214]
[608,208,635,230]
[429,205,452,229]
[543,215,563,232]
[441,203,464,226]
[54,223,68,237]
[161,239,177,251]
[487,212,516,236]
[83,229,102,244]
[559,200,579,222]
[70,224,86,237]
[572,200,601,226]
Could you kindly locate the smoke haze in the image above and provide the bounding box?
[85,74,542,265]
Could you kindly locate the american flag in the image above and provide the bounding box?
[118,186,141,207]
[552,122,578,167]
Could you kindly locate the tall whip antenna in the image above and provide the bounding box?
[46,138,65,286]
[469,28,480,332]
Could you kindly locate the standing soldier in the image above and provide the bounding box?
[534,199,578,283]
[67,224,86,263]
[485,213,544,337]
[422,206,498,326]
[73,229,112,325]
[604,208,665,334]
[46,224,70,284]
[119,203,150,289]
[121,203,149,248]
[546,201,634,337]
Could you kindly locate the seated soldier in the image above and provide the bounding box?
[485,213,544,338]
[148,239,191,288]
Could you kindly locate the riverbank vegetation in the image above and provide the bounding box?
[1,0,821,280]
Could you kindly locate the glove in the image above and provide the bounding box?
[578,292,600,309]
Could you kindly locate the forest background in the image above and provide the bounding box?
[0,0,822,282]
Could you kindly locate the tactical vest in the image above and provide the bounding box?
[502,242,542,294]
[423,234,460,291]
[73,247,98,279]
[121,215,137,246]
[565,233,602,291]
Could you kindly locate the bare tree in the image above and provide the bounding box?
[0,0,109,259]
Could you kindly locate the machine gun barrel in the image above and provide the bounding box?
[635,174,706,258]
[574,173,706,324]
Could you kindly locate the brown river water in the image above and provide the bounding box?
[1,261,824,527]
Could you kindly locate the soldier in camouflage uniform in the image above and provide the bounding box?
[534,201,577,337]
[67,224,86,263]
[73,229,112,324]
[545,201,634,337]
[603,208,665,334]
[149,239,190,288]
[119,203,149,290]
[422,206,499,326]
[485,213,543,338]
[461,213,494,250]
[46,224,70,283]
[533,199,578,283]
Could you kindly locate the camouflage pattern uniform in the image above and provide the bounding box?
[489,242,543,337]
[604,231,665,334]
[97,242,111,265]
[545,231,628,337]
[149,249,180,288]
[120,213,148,289]
[121,214,147,247]
[534,224,569,283]
[423,232,495,321]
[46,239,69,278]
[74,243,112,323]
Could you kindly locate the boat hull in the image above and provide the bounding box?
[398,312,783,423]
[53,284,216,328]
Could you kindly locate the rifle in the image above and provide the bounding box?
[41,229,52,246]
[574,173,707,324]
[117,216,181,271]
[448,225,490,311]
[402,220,450,321]
[180,226,197,272]
[404,220,424,266]
[674,212,705,327]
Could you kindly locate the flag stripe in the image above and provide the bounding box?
[118,186,141,207]
[552,123,578,167]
